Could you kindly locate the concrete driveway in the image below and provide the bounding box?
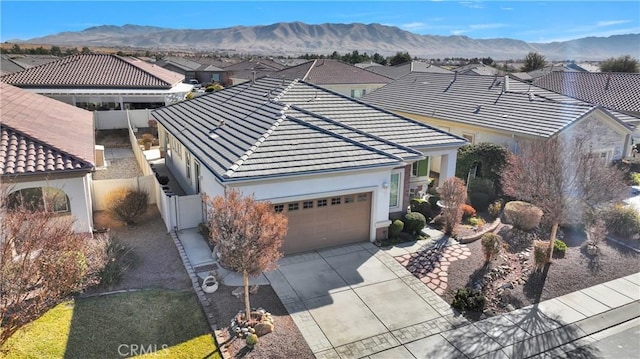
[264,242,469,358]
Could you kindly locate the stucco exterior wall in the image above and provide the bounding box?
[3,174,93,233]
[558,111,630,160]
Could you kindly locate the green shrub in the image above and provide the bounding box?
[246,333,258,347]
[98,235,132,286]
[631,172,640,186]
[105,188,149,225]
[468,177,496,198]
[404,212,427,235]
[467,216,486,227]
[488,200,503,219]
[602,205,640,238]
[389,220,404,240]
[469,192,490,212]
[533,240,550,270]
[553,239,567,258]
[481,233,502,262]
[410,198,433,221]
[504,201,543,231]
[451,288,486,312]
[460,204,477,218]
[198,222,210,239]
[205,83,224,92]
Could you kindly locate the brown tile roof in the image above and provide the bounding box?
[274,59,393,84]
[1,54,183,89]
[533,71,640,113]
[0,83,94,176]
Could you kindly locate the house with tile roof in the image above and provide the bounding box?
[0,83,95,232]
[366,61,452,80]
[151,77,466,254]
[363,73,635,163]
[223,58,287,85]
[1,54,192,128]
[533,72,640,117]
[454,63,503,76]
[155,56,228,85]
[272,59,393,99]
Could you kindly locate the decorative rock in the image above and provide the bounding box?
[500,282,514,289]
[231,287,244,298]
[248,327,256,334]
[254,322,274,336]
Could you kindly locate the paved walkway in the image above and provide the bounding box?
[267,235,640,359]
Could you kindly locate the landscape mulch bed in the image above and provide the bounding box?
[442,224,640,317]
[208,284,314,359]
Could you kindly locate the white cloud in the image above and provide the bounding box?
[501,7,514,11]
[401,22,428,30]
[469,23,509,30]
[459,1,484,9]
[451,29,469,35]
[596,20,631,27]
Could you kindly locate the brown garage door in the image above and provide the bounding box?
[275,192,372,254]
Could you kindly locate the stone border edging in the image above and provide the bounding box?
[456,218,501,244]
[605,235,640,254]
[169,231,230,359]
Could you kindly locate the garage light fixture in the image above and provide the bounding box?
[382,181,389,189]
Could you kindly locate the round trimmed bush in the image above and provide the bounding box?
[553,239,567,258]
[410,198,433,221]
[451,288,486,312]
[504,201,543,231]
[404,212,426,235]
[388,219,404,240]
[533,240,550,270]
[488,200,503,219]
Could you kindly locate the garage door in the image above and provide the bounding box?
[275,192,372,254]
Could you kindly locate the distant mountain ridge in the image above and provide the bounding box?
[16,22,640,60]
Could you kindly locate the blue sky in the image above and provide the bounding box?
[1,1,639,43]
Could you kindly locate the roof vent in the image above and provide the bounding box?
[503,75,510,92]
[528,93,535,101]
[605,74,611,90]
[474,105,482,113]
[208,130,219,139]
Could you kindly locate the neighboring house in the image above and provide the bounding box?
[272,59,393,98]
[1,54,190,111]
[0,83,95,233]
[223,59,287,85]
[526,63,581,81]
[366,61,452,80]
[354,61,384,69]
[155,56,228,84]
[363,73,635,162]
[533,72,640,116]
[151,77,466,254]
[1,54,60,75]
[454,63,504,76]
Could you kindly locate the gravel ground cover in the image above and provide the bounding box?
[208,284,314,359]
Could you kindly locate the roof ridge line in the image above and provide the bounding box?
[223,103,290,178]
[302,59,317,81]
[1,123,95,167]
[288,103,422,159]
[272,78,298,102]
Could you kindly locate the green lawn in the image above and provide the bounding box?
[1,290,220,359]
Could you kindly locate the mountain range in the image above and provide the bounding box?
[16,22,640,60]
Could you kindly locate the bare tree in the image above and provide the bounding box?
[205,189,288,321]
[439,177,468,235]
[0,197,107,345]
[600,55,639,73]
[501,136,626,260]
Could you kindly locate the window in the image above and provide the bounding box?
[194,161,201,193]
[186,152,192,179]
[7,187,70,213]
[411,158,430,177]
[274,204,284,213]
[331,197,341,205]
[357,193,368,202]
[389,170,403,209]
[303,201,314,209]
[317,199,327,207]
[350,89,366,98]
[344,195,355,204]
[288,203,299,211]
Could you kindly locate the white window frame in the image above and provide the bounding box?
[389,169,404,211]
[462,133,475,144]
